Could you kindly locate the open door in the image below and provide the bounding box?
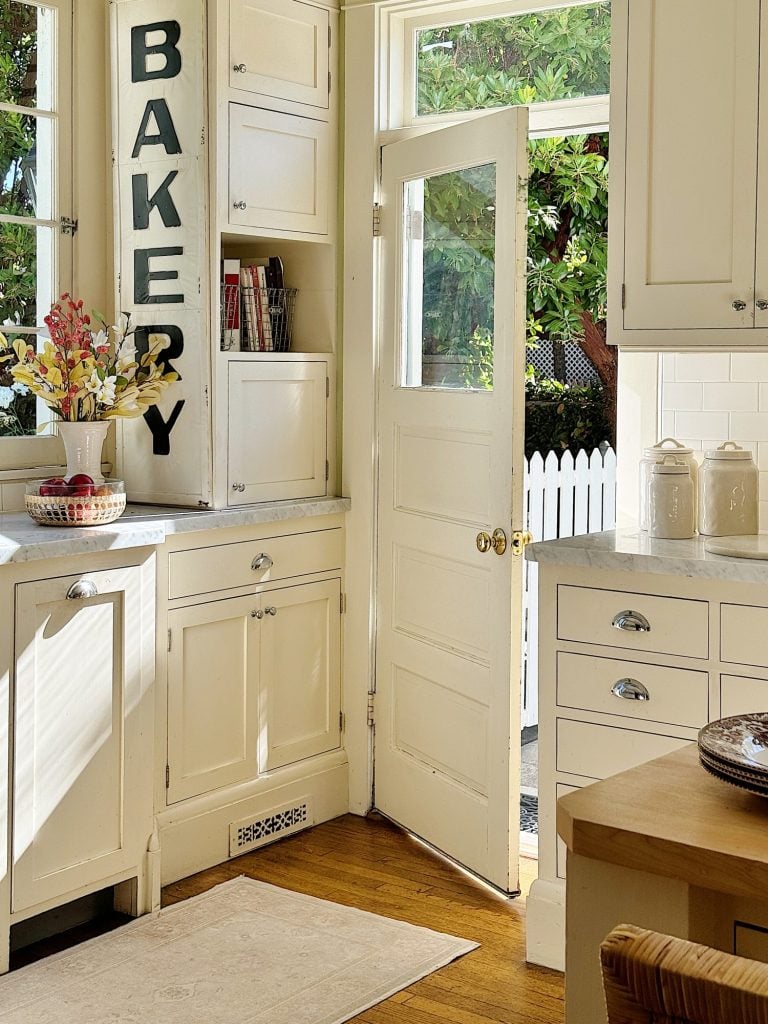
[374,107,529,893]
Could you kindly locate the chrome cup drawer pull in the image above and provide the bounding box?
[66,579,98,600]
[611,677,650,702]
[611,609,651,633]
[251,553,273,572]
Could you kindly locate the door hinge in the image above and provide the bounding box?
[60,216,78,236]
[326,459,330,481]
[340,591,346,614]
[165,764,170,788]
[326,376,330,398]
[621,283,626,309]
[339,710,345,733]
[367,692,375,728]
[373,203,382,238]
[167,628,172,652]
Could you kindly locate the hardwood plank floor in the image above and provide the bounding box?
[164,813,564,1024]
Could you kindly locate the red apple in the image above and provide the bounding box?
[66,473,94,496]
[39,477,68,496]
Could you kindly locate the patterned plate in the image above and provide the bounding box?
[699,714,768,775]
[699,751,768,797]
[699,749,768,790]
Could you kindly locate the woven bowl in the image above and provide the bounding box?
[25,479,126,527]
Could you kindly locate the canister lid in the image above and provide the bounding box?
[642,437,693,459]
[704,441,753,461]
[651,455,689,474]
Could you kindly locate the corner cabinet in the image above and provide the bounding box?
[608,0,768,347]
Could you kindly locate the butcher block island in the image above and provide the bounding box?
[0,497,349,972]
[525,528,768,972]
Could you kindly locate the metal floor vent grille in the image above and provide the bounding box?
[229,799,313,857]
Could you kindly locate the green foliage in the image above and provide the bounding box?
[524,373,611,459]
[417,3,610,116]
[0,0,38,435]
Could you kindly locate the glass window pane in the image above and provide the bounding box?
[0,332,39,436]
[0,220,53,329]
[417,2,611,117]
[402,162,495,390]
[0,1,55,110]
[0,110,54,219]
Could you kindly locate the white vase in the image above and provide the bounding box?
[58,421,110,484]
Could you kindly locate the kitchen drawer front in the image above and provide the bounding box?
[721,673,768,717]
[169,528,343,599]
[557,585,708,659]
[721,603,768,668]
[556,718,690,780]
[557,652,708,728]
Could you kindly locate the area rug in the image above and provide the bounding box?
[0,876,478,1023]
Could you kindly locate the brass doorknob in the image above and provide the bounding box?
[510,530,534,556]
[476,531,492,553]
[491,528,507,555]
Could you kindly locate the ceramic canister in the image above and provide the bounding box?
[648,455,695,540]
[639,437,697,531]
[698,442,759,537]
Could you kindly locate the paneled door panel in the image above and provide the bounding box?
[260,579,341,771]
[376,108,528,892]
[13,565,152,913]
[229,0,330,111]
[167,596,259,803]
[622,0,760,330]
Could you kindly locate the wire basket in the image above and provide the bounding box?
[221,283,297,352]
[25,479,127,527]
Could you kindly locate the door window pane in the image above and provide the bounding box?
[0,110,54,219]
[0,1,55,110]
[402,162,495,390]
[417,2,610,117]
[0,221,53,330]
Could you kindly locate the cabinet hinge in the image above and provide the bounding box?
[60,216,78,236]
[326,376,330,398]
[621,283,626,309]
[165,764,170,788]
[167,628,172,652]
[339,710,345,733]
[372,203,382,238]
[326,459,330,481]
[367,692,375,728]
[340,592,346,614]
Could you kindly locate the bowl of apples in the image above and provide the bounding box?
[25,476,126,527]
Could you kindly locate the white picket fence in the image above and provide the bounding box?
[521,446,617,729]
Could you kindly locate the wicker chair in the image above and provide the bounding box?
[600,924,768,1023]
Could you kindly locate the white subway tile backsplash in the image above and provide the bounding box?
[660,352,676,381]
[760,472,768,501]
[759,384,768,411]
[674,411,729,439]
[703,382,758,412]
[729,413,768,441]
[758,443,768,470]
[0,483,26,512]
[664,383,703,410]
[730,353,768,382]
[761,500,768,531]
[674,353,731,382]
[660,411,675,437]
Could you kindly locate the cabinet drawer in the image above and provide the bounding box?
[721,674,768,717]
[556,718,689,780]
[557,585,708,659]
[721,603,768,668]
[557,652,708,728]
[168,528,343,599]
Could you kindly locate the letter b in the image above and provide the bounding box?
[131,21,181,82]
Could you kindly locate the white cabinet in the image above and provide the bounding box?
[229,104,331,236]
[167,579,341,804]
[228,359,328,503]
[229,0,331,114]
[12,564,153,914]
[608,0,768,346]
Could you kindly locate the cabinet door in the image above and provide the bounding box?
[229,0,330,113]
[13,566,152,913]
[229,104,330,236]
[167,596,260,803]
[228,360,328,504]
[260,579,341,771]
[620,0,760,331]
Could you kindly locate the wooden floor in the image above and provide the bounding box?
[164,813,564,1024]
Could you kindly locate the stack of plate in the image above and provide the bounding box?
[698,713,768,796]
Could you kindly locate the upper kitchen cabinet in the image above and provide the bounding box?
[608,0,768,347]
[229,0,331,117]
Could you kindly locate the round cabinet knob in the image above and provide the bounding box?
[231,482,245,492]
[233,63,247,73]
[264,606,278,616]
[732,299,748,311]
[232,201,247,211]
[757,300,768,311]
[250,609,264,619]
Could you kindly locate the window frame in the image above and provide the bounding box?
[0,0,74,469]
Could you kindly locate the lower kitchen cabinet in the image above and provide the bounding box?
[12,561,154,917]
[166,578,341,804]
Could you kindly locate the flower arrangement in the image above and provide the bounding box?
[0,293,178,422]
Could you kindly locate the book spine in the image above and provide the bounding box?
[250,265,265,351]
[222,258,240,349]
[256,265,273,352]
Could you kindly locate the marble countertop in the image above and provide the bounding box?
[526,527,768,583]
[0,496,350,564]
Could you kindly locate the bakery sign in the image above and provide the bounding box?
[110,0,210,505]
